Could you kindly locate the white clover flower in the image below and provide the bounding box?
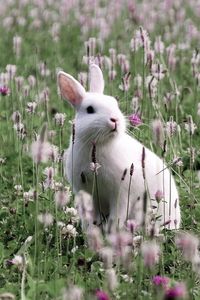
[23,190,34,202]
[38,213,54,227]
[54,113,66,127]
[0,157,6,164]
[61,224,77,238]
[65,207,79,223]
[11,255,26,271]
[14,185,23,192]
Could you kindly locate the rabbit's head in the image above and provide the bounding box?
[57,64,126,144]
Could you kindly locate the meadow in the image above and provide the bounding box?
[1,0,200,299]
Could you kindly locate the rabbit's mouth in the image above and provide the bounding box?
[110,123,117,132]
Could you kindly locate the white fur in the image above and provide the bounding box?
[58,64,181,231]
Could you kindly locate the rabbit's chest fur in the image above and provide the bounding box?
[65,133,180,229]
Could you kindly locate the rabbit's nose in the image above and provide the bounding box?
[110,117,118,123]
[110,117,118,131]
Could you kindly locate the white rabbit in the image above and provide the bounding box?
[57,64,181,231]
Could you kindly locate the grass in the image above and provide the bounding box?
[0,0,200,299]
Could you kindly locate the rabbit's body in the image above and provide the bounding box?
[58,64,180,231]
[66,130,180,230]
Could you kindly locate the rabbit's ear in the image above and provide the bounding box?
[57,71,86,107]
[89,64,104,94]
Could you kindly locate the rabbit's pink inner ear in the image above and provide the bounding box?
[58,71,85,107]
[89,64,104,94]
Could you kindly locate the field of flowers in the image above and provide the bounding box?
[1,0,200,299]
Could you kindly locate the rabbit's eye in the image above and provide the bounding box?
[86,106,95,114]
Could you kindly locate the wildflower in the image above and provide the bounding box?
[28,75,36,87]
[26,102,37,114]
[78,72,88,88]
[0,292,15,300]
[38,87,49,103]
[164,93,175,106]
[87,226,103,252]
[65,207,79,223]
[105,268,118,291]
[146,75,158,99]
[54,113,66,127]
[90,162,101,174]
[38,213,54,227]
[0,72,9,87]
[50,22,60,42]
[152,275,169,288]
[126,219,139,234]
[13,35,22,58]
[71,246,78,253]
[152,119,164,147]
[49,144,59,162]
[151,63,166,80]
[166,117,178,136]
[155,190,164,203]
[130,31,142,52]
[75,190,94,227]
[154,36,165,54]
[31,124,52,164]
[62,285,83,300]
[109,48,117,65]
[164,282,187,300]
[175,232,199,262]
[61,224,77,238]
[13,122,27,140]
[43,167,55,189]
[108,69,117,81]
[11,255,25,271]
[54,181,64,191]
[119,72,131,91]
[172,157,183,167]
[0,86,9,96]
[129,113,142,126]
[166,44,177,70]
[55,189,70,208]
[122,274,134,283]
[108,231,132,256]
[99,247,114,269]
[6,64,17,80]
[141,240,160,268]
[11,111,21,124]
[38,62,50,77]
[95,290,110,300]
[0,157,6,164]
[48,130,56,139]
[139,26,151,51]
[134,74,142,88]
[185,115,197,135]
[14,185,23,192]
[23,190,34,203]
[31,139,52,164]
[15,76,24,91]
